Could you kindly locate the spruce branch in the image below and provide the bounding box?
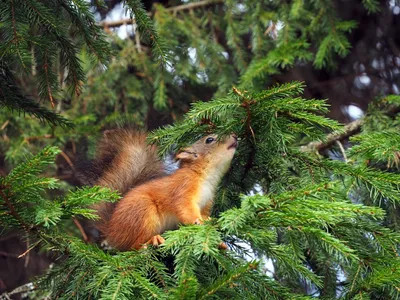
[23,0,59,29]
[5,146,61,183]
[362,0,380,13]
[124,0,169,65]
[153,72,167,110]
[253,81,305,101]
[348,130,400,168]
[197,262,257,299]
[58,0,110,64]
[1,0,112,121]
[0,75,73,128]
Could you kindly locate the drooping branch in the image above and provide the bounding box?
[302,105,400,153]
[303,118,363,152]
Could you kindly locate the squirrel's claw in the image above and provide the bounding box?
[194,218,204,225]
[143,235,165,248]
[194,216,211,225]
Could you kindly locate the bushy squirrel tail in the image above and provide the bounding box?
[76,128,165,233]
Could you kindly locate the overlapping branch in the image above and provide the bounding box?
[303,105,400,152]
[304,118,363,152]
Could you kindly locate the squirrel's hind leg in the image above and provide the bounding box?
[142,235,165,248]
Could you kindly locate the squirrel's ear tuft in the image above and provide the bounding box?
[176,149,198,161]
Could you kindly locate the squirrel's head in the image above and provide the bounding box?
[176,134,238,172]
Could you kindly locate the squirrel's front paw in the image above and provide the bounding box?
[194,218,204,225]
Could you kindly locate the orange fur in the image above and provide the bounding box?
[95,131,238,251]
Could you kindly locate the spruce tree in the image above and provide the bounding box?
[1,0,400,299]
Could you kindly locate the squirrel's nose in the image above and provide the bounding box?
[231,134,238,141]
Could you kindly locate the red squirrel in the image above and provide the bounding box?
[87,128,238,250]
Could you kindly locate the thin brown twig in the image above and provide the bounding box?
[0,186,30,231]
[350,262,362,293]
[101,18,135,28]
[167,0,223,13]
[240,100,256,141]
[23,134,54,143]
[100,0,224,28]
[43,51,55,107]
[18,240,39,259]
[71,140,77,154]
[264,22,277,37]
[336,140,348,163]
[234,87,257,180]
[10,0,17,40]
[73,217,88,242]
[135,27,142,53]
[24,238,30,267]
[232,86,244,97]
[60,151,75,171]
[0,120,10,131]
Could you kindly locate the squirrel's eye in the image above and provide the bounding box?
[205,137,215,144]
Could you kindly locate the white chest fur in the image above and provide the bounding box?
[198,179,216,209]
[197,164,229,209]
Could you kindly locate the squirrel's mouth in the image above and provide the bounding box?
[228,140,238,150]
